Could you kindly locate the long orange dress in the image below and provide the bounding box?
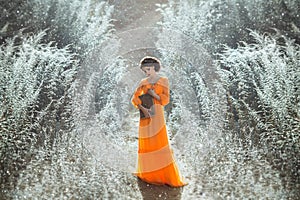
[131,76,186,187]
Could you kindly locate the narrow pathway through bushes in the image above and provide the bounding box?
[108,1,190,199]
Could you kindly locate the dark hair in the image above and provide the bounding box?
[140,56,161,72]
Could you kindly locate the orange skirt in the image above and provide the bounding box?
[134,109,186,187]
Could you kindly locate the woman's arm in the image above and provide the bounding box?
[157,78,170,106]
[131,83,143,108]
[147,78,169,105]
[147,89,160,101]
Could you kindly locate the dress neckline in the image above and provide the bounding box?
[146,76,161,85]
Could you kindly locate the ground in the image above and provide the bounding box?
[104,1,193,199]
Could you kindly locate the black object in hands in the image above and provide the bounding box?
[139,93,155,119]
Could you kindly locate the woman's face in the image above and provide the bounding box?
[141,66,156,77]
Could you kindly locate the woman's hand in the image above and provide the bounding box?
[138,105,151,118]
[147,89,160,101]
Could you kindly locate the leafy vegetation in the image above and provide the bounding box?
[0,31,77,196]
[1,0,299,199]
[157,0,300,199]
[220,31,300,194]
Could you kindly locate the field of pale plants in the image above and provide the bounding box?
[1,0,299,199]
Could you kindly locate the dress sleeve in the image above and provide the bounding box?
[131,82,143,108]
[158,77,170,106]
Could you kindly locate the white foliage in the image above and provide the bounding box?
[13,133,140,199]
[218,30,300,197]
[157,1,298,199]
[0,30,77,131]
[158,0,300,54]
[28,0,114,55]
[220,31,300,128]
[2,0,300,199]
[0,30,78,198]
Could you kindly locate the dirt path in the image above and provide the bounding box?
[107,1,191,199]
[109,0,168,62]
[108,0,167,32]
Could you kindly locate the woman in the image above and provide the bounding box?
[131,56,186,187]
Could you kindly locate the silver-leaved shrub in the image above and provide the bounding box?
[219,31,300,197]
[0,31,77,196]
[157,0,299,199]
